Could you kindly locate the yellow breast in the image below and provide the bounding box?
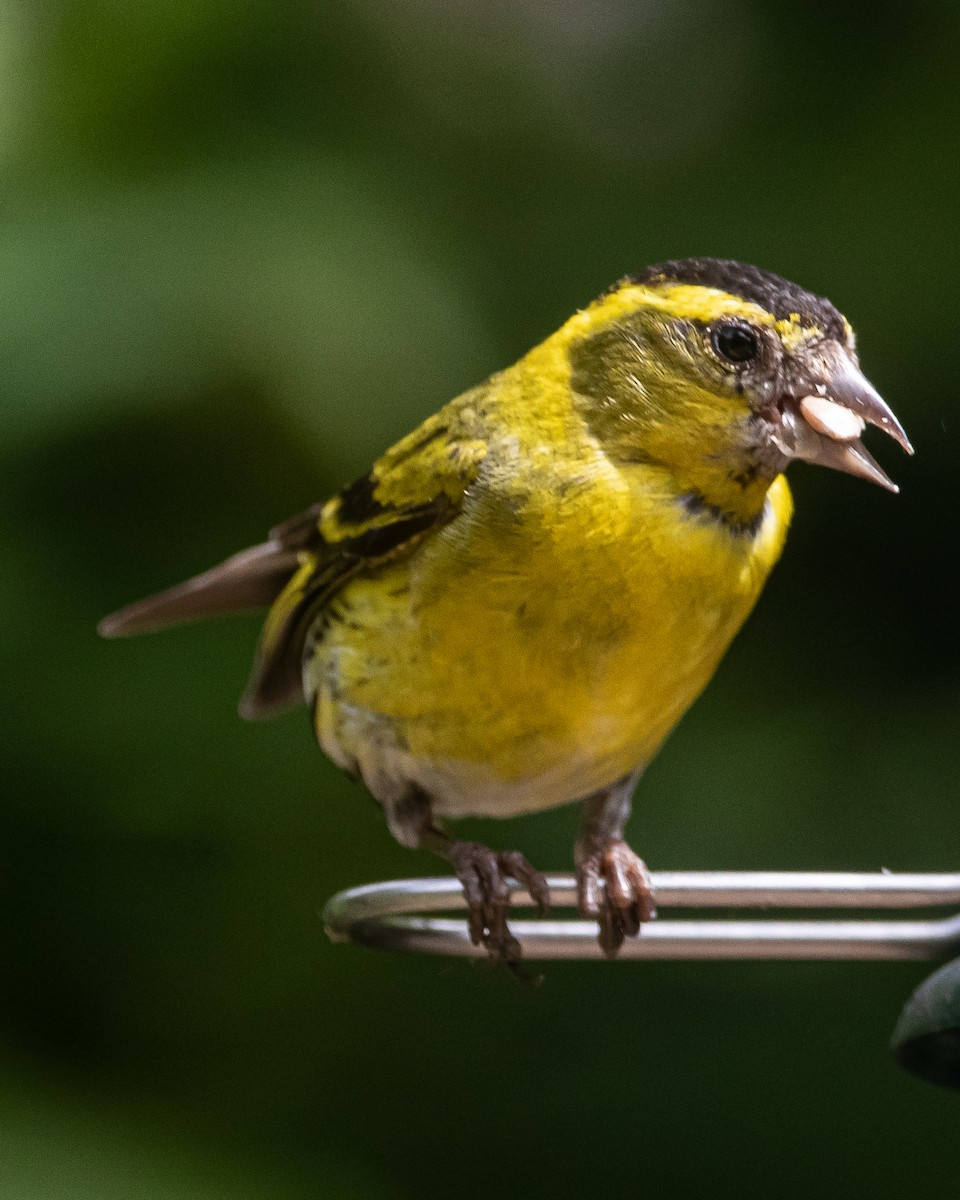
[307,455,792,818]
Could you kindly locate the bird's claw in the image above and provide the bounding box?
[448,840,549,962]
[576,839,656,958]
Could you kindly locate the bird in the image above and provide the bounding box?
[99,258,912,961]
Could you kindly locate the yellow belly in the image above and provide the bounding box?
[307,471,791,818]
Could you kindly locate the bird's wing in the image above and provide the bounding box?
[99,403,488,719]
[240,411,489,718]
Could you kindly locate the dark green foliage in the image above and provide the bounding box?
[2,4,959,1197]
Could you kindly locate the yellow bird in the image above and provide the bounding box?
[100,258,912,960]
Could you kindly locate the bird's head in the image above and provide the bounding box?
[565,258,912,525]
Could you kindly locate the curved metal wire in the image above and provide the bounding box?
[323,871,960,961]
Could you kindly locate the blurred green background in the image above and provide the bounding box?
[2,2,958,1196]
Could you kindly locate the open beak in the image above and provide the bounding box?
[772,353,913,493]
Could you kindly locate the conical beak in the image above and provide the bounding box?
[772,353,913,494]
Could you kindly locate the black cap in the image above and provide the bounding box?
[631,257,846,340]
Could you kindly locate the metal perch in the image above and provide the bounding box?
[323,871,960,961]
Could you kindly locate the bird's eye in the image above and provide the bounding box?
[710,322,760,365]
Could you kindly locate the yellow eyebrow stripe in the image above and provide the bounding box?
[555,281,832,352]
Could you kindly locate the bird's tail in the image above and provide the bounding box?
[97,539,302,640]
[100,504,329,720]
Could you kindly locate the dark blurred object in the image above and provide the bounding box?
[893,957,960,1090]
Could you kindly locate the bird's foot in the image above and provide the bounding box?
[576,839,657,959]
[448,841,550,963]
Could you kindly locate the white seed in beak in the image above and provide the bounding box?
[799,394,866,443]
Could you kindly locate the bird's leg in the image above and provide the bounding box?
[575,772,656,958]
[443,841,550,964]
[388,787,549,963]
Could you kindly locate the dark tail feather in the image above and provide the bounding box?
[98,541,301,639]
